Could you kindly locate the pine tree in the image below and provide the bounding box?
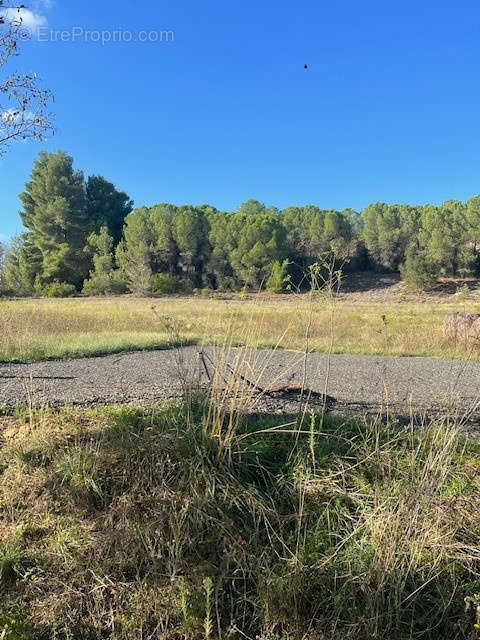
[266,259,290,293]
[19,151,88,288]
[362,202,422,271]
[206,212,236,289]
[229,213,287,288]
[420,201,473,276]
[115,207,154,295]
[86,176,133,245]
[173,206,211,287]
[4,234,42,294]
[150,203,179,275]
[83,226,124,295]
[400,245,437,292]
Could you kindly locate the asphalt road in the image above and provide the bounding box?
[1,346,480,422]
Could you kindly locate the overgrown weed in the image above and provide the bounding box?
[0,403,479,638]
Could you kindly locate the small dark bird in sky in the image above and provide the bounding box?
[304,64,308,69]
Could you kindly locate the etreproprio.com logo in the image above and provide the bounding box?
[23,26,175,45]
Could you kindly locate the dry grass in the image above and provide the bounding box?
[1,404,480,639]
[0,293,479,362]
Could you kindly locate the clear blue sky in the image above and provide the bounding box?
[1,0,480,241]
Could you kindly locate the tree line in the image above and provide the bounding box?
[2,150,480,296]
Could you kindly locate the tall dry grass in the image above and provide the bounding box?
[1,292,480,362]
[1,404,479,639]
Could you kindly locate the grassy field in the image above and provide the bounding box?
[0,293,479,362]
[1,401,480,639]
[2,285,480,639]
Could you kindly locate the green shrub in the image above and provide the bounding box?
[400,247,437,292]
[42,282,76,298]
[266,259,290,293]
[82,272,126,296]
[151,273,184,295]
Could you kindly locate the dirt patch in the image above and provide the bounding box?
[337,272,480,304]
[209,272,480,305]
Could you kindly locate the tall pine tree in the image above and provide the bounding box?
[86,176,133,245]
[20,151,88,288]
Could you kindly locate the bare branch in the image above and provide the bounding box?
[0,1,55,154]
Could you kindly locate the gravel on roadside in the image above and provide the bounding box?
[1,346,480,424]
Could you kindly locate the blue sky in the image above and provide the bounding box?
[1,0,480,241]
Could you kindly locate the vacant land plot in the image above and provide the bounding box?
[1,277,480,362]
[2,274,480,640]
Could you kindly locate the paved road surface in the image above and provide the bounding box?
[1,347,479,421]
